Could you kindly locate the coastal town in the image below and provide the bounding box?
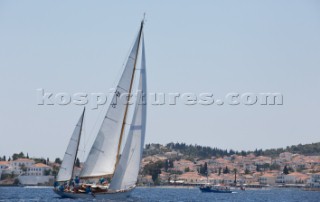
[1,143,320,190]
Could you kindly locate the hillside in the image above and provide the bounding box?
[143,142,320,159]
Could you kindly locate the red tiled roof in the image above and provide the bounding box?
[260,173,276,178]
[33,163,50,168]
[13,158,34,162]
[287,172,309,178]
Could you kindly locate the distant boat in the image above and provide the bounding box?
[199,184,233,193]
[53,19,147,200]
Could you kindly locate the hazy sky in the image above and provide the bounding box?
[0,0,319,161]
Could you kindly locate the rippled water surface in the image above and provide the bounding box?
[0,187,320,202]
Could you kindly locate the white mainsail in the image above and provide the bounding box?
[109,37,147,190]
[80,26,144,178]
[57,108,85,182]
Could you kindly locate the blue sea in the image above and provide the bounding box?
[0,187,320,202]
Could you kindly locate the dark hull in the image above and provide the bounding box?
[53,187,134,199]
[200,187,233,193]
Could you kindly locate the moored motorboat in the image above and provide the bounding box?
[199,184,233,193]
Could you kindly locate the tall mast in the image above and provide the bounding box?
[114,20,144,171]
[70,107,85,180]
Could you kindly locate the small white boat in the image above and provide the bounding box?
[53,18,147,199]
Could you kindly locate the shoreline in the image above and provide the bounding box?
[0,184,20,187]
[1,184,319,192]
[137,185,308,189]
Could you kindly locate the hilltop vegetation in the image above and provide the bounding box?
[262,142,320,157]
[144,142,320,159]
[2,142,319,164]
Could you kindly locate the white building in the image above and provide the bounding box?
[279,152,293,162]
[0,161,11,175]
[243,164,256,172]
[10,158,35,175]
[259,173,276,185]
[276,172,310,184]
[308,173,320,188]
[26,163,51,176]
[18,163,53,185]
[0,161,10,171]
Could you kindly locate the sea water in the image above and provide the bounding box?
[0,187,319,202]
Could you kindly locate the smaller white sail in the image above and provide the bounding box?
[57,109,85,182]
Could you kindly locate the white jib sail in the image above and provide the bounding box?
[80,29,142,178]
[109,37,147,190]
[57,109,85,182]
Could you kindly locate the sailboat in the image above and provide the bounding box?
[53,19,147,199]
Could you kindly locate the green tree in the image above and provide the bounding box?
[19,152,24,158]
[204,162,208,175]
[233,168,238,185]
[142,161,163,185]
[33,158,46,164]
[164,159,169,172]
[270,163,281,170]
[223,166,230,174]
[263,163,270,170]
[44,169,51,176]
[256,165,261,172]
[283,165,289,175]
[184,167,190,172]
[54,158,62,164]
[169,159,174,168]
[12,152,25,160]
[199,162,208,176]
[152,172,160,185]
